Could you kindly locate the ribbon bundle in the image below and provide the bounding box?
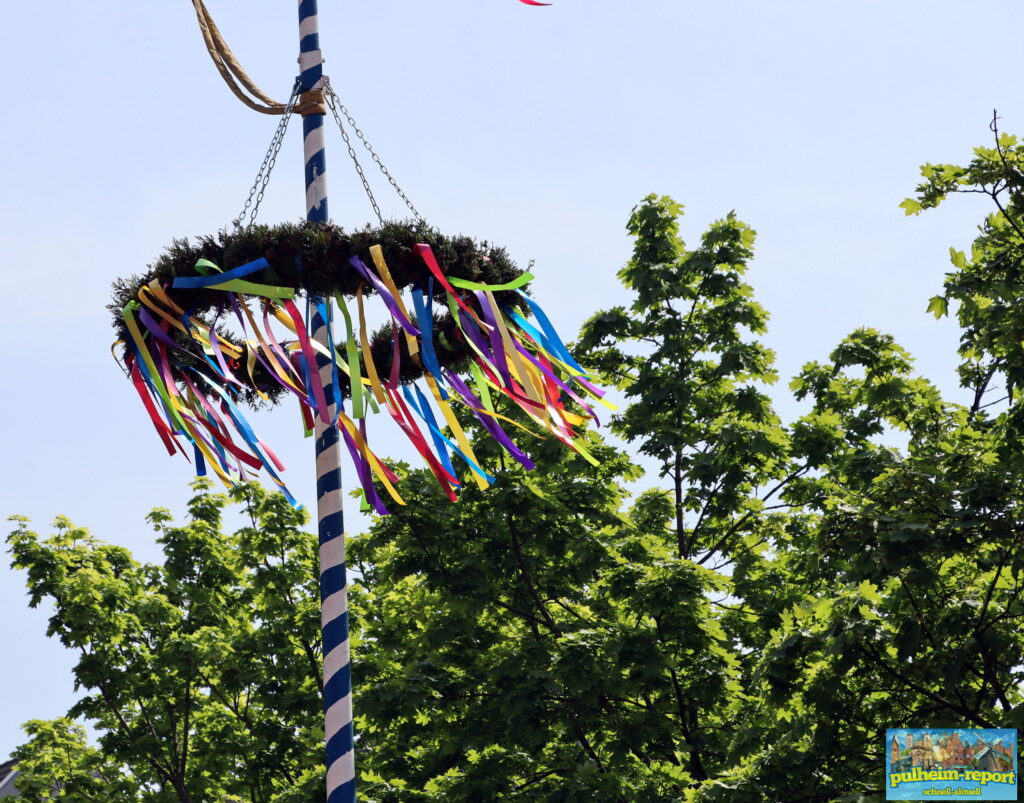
[119,243,610,513]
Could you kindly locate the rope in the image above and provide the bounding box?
[296,89,327,117]
[192,0,416,226]
[191,0,289,115]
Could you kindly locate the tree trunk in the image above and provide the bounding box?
[674,451,685,559]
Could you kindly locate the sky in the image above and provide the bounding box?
[1,0,1021,759]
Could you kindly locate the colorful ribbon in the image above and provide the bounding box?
[118,244,604,512]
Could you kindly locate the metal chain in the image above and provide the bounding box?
[234,81,301,228]
[324,77,426,224]
[325,90,384,224]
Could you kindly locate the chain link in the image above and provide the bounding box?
[234,79,424,227]
[325,89,383,224]
[234,81,301,229]
[324,78,425,225]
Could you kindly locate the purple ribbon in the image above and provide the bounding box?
[339,413,389,515]
[350,256,420,336]
[473,291,514,387]
[137,306,181,350]
[513,340,600,425]
[444,369,535,470]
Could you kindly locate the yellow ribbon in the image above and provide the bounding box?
[337,411,405,506]
[357,284,387,404]
[424,374,489,491]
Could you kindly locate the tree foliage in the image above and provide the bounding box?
[11,719,131,802]
[7,483,325,803]
[10,124,1024,802]
[700,122,1024,799]
[577,196,790,561]
[349,435,739,801]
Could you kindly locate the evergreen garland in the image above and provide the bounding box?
[109,220,529,405]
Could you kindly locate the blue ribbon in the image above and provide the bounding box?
[410,281,447,396]
[172,258,271,289]
[402,384,456,478]
[193,370,299,507]
[514,290,589,376]
[402,383,496,485]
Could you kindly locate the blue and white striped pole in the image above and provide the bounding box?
[296,1,356,801]
[299,0,327,223]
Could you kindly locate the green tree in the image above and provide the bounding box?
[7,482,325,802]
[14,134,1024,803]
[350,432,738,802]
[11,719,132,802]
[691,121,1024,800]
[577,196,793,563]
[349,197,798,800]
[353,169,1024,802]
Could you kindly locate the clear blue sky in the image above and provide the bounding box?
[0,0,1018,758]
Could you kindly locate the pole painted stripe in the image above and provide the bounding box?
[306,170,326,202]
[328,784,356,803]
[304,128,326,162]
[318,489,344,518]
[327,759,356,795]
[305,148,326,180]
[316,367,335,394]
[307,184,328,216]
[316,355,334,374]
[328,783,356,803]
[320,565,347,599]
[299,50,324,72]
[299,16,319,38]
[301,67,324,89]
[317,540,346,577]
[325,693,353,734]
[320,539,346,577]
[316,442,340,474]
[321,589,348,623]
[322,603,349,642]
[298,0,319,18]
[313,342,334,382]
[323,612,349,649]
[314,426,336,448]
[315,412,338,437]
[316,440,341,481]
[327,728,354,765]
[302,115,328,223]
[327,725,353,758]
[324,663,352,712]
[328,782,356,803]
[304,127,325,148]
[324,640,351,681]
[316,435,340,468]
[318,519,344,551]
[317,461,342,493]
[300,33,321,52]
[305,159,326,185]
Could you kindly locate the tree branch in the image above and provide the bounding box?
[859,644,995,727]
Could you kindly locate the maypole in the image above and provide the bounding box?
[114,3,603,802]
[295,3,356,802]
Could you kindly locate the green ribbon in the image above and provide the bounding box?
[207,280,295,299]
[193,258,223,276]
[333,293,365,419]
[446,272,534,292]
